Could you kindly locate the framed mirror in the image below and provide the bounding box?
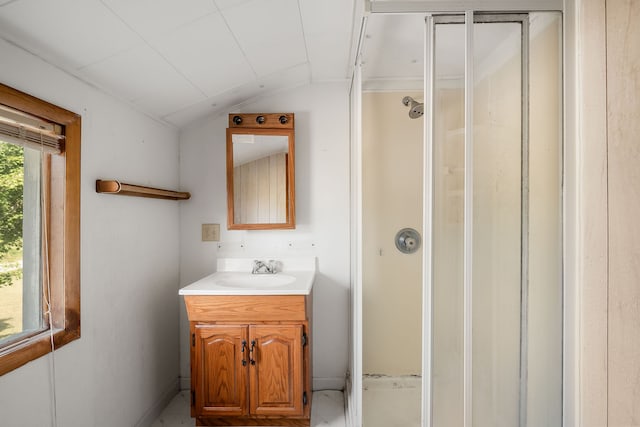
[226,113,295,229]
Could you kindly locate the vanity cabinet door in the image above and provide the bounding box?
[249,324,304,416]
[193,324,249,417]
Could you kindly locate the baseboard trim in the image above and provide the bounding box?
[313,377,345,391]
[134,377,180,427]
[180,376,191,390]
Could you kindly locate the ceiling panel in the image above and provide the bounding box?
[164,62,310,127]
[361,14,424,81]
[0,0,141,69]
[134,81,206,118]
[305,33,351,80]
[299,0,353,80]
[150,12,255,97]
[299,0,353,34]
[78,44,204,115]
[102,0,217,39]
[214,0,253,11]
[163,83,264,127]
[0,0,356,127]
[221,0,307,77]
[253,61,309,94]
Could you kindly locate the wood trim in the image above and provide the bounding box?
[0,83,80,126]
[184,295,307,322]
[226,124,296,230]
[304,324,311,420]
[62,112,81,340]
[0,83,81,376]
[226,131,235,229]
[95,179,191,200]
[228,113,294,129]
[196,416,309,426]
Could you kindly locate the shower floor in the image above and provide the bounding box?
[362,375,421,427]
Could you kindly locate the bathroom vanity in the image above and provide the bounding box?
[179,258,315,426]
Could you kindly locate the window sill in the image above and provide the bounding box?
[0,327,80,376]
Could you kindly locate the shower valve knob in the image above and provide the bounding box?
[395,228,422,254]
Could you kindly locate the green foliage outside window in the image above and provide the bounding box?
[0,141,24,287]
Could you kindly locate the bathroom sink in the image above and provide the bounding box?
[213,273,296,288]
[178,258,316,296]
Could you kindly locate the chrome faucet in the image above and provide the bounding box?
[252,259,277,274]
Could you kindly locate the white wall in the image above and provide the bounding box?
[0,38,181,427]
[179,83,351,391]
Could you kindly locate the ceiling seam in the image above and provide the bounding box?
[295,0,313,83]
[162,59,312,120]
[97,0,209,99]
[0,34,177,130]
[0,0,20,8]
[211,0,260,80]
[348,0,365,79]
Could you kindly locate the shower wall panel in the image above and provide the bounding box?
[607,0,640,423]
[362,91,423,376]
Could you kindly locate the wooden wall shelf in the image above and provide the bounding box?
[96,179,191,200]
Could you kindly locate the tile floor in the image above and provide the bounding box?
[151,390,346,427]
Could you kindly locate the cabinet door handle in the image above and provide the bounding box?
[241,340,247,366]
[249,340,256,365]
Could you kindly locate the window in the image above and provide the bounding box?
[0,137,43,343]
[0,83,80,375]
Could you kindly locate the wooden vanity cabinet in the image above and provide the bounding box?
[249,324,305,416]
[185,295,311,426]
[192,324,248,418]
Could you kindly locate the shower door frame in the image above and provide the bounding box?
[349,1,569,427]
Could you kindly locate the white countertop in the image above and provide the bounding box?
[178,257,316,296]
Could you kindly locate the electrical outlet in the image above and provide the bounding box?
[201,224,220,241]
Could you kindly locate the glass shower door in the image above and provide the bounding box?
[428,12,562,427]
[430,17,465,427]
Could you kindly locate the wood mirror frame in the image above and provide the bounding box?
[226,113,295,230]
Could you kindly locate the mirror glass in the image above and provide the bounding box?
[226,128,295,229]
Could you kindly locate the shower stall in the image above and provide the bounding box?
[349,3,564,426]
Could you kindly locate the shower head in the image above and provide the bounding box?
[408,102,424,119]
[402,96,424,119]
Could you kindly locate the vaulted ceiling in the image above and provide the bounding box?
[0,0,358,127]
